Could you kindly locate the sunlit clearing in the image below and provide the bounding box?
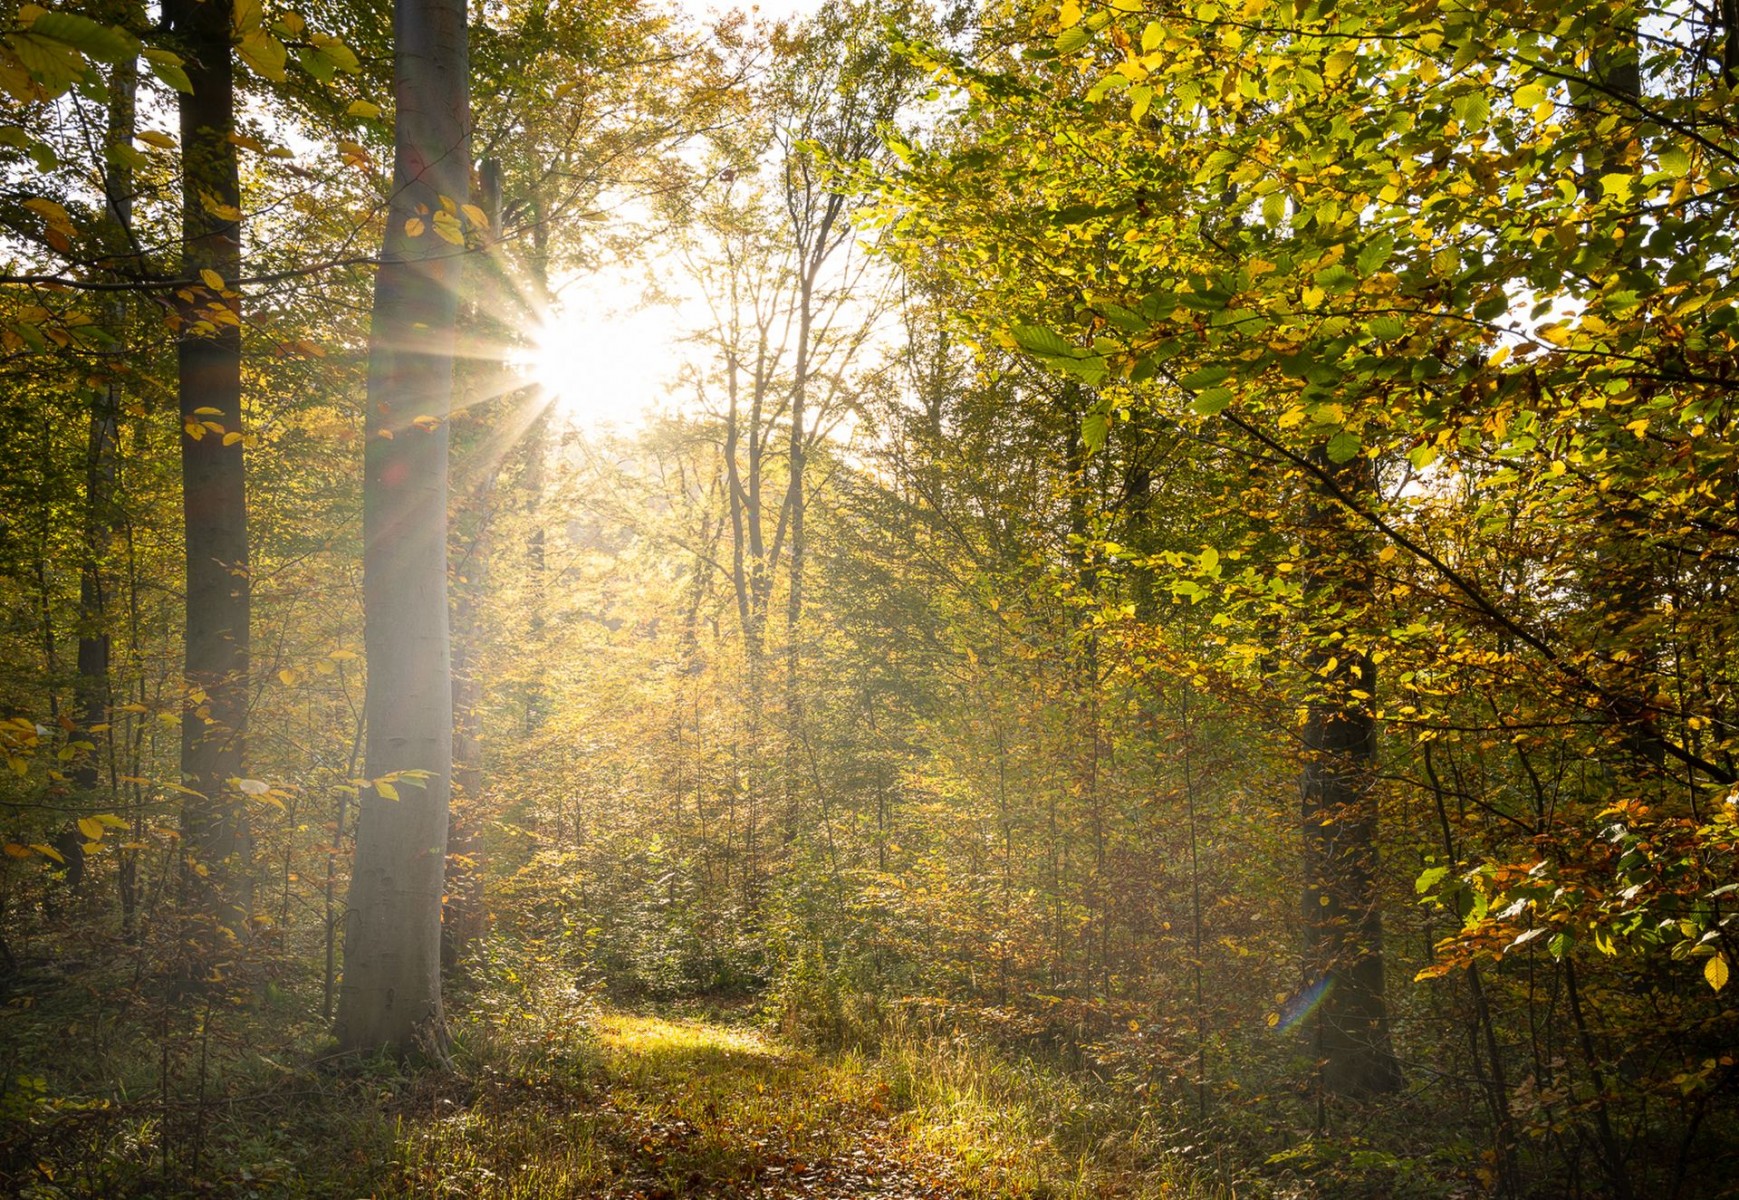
[525,295,679,429]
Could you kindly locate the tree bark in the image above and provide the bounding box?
[443,158,503,978]
[337,0,470,1058]
[75,24,138,802]
[167,0,252,958]
[1299,449,1402,1097]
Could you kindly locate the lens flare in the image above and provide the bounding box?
[1274,975,1335,1035]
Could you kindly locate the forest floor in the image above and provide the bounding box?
[528,1012,954,1199]
[380,998,1233,1200]
[4,960,1236,1198]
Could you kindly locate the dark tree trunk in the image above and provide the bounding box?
[167,0,251,954]
[337,0,470,1058]
[77,2,141,802]
[1299,449,1402,1097]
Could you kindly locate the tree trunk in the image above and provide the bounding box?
[167,0,251,958]
[337,0,470,1058]
[443,158,503,978]
[1299,449,1402,1097]
[75,25,138,803]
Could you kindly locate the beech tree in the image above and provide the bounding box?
[336,0,471,1057]
[166,0,252,959]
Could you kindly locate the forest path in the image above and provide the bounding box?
[577,1013,955,1199]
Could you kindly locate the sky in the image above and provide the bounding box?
[529,0,841,430]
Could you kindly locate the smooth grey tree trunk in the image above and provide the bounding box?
[337,0,470,1058]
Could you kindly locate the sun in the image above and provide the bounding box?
[524,280,683,428]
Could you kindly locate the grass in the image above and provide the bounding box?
[871,1025,1249,1200]
[3,956,1249,1199]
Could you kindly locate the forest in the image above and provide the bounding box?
[0,0,1736,1195]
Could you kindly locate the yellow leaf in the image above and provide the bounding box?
[23,196,69,226]
[432,210,464,245]
[375,781,399,801]
[403,217,425,237]
[461,203,489,230]
[1708,954,1730,992]
[199,192,242,221]
[278,667,299,686]
[136,130,176,149]
[200,268,224,291]
[77,817,103,841]
[3,843,32,859]
[30,843,64,864]
[346,99,380,118]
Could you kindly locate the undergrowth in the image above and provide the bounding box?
[1,942,1248,1199]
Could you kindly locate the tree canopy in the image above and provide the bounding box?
[0,0,1736,1196]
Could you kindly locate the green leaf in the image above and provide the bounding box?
[1054,26,1090,53]
[1451,90,1489,128]
[1191,387,1232,416]
[29,11,138,63]
[1098,304,1147,332]
[7,32,88,94]
[1314,264,1358,294]
[144,48,192,93]
[296,44,335,83]
[1082,409,1108,453]
[1011,325,1076,357]
[1355,234,1394,277]
[1194,149,1238,183]
[1474,292,1509,321]
[1179,364,1231,389]
[1326,430,1361,462]
[1659,144,1690,178]
[1367,314,1405,341]
[1415,865,1449,895]
[1056,356,1107,385]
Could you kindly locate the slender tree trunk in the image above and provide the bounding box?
[76,30,138,804]
[167,0,251,958]
[337,0,470,1058]
[443,159,503,977]
[1299,449,1402,1097]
